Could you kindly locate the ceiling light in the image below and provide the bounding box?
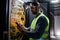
[51,0,59,3]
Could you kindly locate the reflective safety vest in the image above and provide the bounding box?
[29,12,49,40]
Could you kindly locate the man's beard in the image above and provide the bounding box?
[32,12,37,15]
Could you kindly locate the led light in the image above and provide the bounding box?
[50,35,56,39]
[18,0,24,3]
[22,0,32,2]
[55,31,60,35]
[51,0,59,3]
[50,30,56,39]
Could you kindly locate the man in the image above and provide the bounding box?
[16,2,49,40]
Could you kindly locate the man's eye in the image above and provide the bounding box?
[31,7,34,9]
[31,7,35,9]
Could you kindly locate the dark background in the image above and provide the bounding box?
[0,0,6,40]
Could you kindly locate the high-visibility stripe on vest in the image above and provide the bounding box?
[29,12,49,40]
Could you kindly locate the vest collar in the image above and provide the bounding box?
[35,11,43,18]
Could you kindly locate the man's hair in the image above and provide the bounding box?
[30,2,40,7]
[31,2,38,6]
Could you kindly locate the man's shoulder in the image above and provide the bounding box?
[39,16,46,20]
[37,16,47,23]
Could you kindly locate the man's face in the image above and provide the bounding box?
[30,5,40,15]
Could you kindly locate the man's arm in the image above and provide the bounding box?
[22,16,48,38]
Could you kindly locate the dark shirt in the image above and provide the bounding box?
[24,14,48,39]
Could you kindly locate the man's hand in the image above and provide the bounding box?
[16,22,23,32]
[16,22,28,32]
